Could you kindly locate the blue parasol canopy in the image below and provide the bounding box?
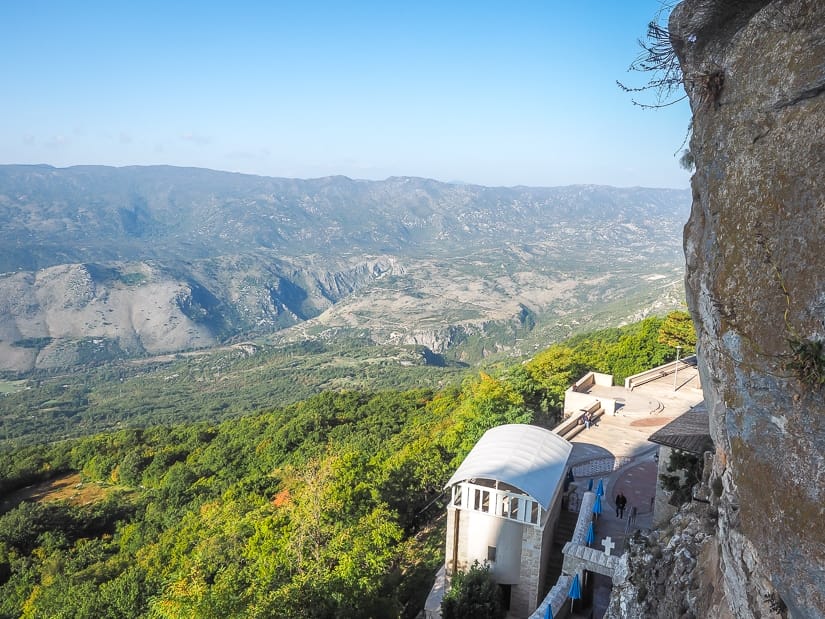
[569,573,582,599]
[596,478,604,496]
[544,602,553,619]
[587,478,593,491]
[586,521,595,546]
[593,494,602,516]
[569,573,582,611]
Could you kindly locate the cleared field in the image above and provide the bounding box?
[0,472,119,512]
[0,379,26,395]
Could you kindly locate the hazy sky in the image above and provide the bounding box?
[1,1,691,188]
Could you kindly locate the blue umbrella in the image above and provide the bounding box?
[593,494,602,518]
[587,478,593,491]
[568,573,581,612]
[586,521,595,546]
[596,478,604,496]
[544,602,553,619]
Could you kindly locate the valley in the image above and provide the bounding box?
[0,165,690,375]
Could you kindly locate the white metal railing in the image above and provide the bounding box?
[450,481,541,526]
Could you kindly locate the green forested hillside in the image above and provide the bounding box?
[0,337,463,447]
[0,314,691,618]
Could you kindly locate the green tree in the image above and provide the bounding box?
[441,561,505,619]
[603,317,671,381]
[518,344,585,424]
[441,373,531,462]
[658,310,697,352]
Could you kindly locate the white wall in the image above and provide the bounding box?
[562,391,599,417]
[592,372,613,387]
[452,508,525,583]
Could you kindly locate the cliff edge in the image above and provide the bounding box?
[609,1,825,617]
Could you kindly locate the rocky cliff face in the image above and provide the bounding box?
[0,257,398,371]
[610,1,825,617]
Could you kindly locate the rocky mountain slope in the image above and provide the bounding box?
[0,166,689,371]
[608,1,825,617]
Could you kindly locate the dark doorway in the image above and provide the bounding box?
[499,584,511,611]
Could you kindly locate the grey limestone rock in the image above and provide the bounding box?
[670,0,823,617]
[610,1,825,616]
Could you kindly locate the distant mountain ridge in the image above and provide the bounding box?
[0,165,690,371]
[0,164,688,267]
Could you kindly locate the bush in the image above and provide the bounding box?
[441,561,505,619]
[660,448,709,506]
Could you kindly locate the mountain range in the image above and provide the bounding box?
[0,164,690,372]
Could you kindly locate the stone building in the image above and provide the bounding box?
[443,424,572,618]
[648,404,712,526]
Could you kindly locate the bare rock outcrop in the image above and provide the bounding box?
[607,500,720,619]
[0,264,219,370]
[614,1,825,617]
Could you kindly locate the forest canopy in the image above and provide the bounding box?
[0,314,690,618]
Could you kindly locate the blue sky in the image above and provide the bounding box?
[0,1,690,188]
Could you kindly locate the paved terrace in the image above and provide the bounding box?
[562,362,704,618]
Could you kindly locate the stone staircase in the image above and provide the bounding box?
[543,509,579,590]
[554,405,605,442]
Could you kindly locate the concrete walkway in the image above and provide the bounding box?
[564,367,704,618]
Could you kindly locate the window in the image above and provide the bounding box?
[530,501,539,524]
[473,489,490,513]
[453,485,462,506]
[509,496,519,520]
[487,546,497,562]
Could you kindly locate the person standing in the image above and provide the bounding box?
[616,491,627,518]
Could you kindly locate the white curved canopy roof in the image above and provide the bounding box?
[445,424,572,509]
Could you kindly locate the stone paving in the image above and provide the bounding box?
[563,367,704,618]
